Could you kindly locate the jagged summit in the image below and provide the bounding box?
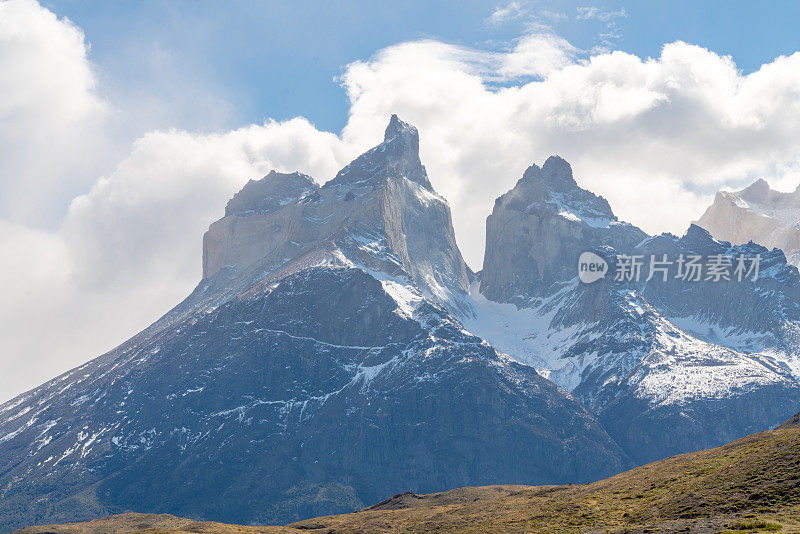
[740,178,772,199]
[735,178,800,208]
[328,114,431,190]
[201,114,468,308]
[224,171,317,217]
[383,113,417,143]
[517,156,579,192]
[539,155,578,187]
[495,156,616,226]
[479,156,646,304]
[677,223,729,254]
[696,178,800,267]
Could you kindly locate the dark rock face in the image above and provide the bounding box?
[634,225,800,354]
[0,119,627,533]
[0,268,626,532]
[600,383,800,463]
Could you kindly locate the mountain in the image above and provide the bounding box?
[4,118,800,533]
[465,157,800,464]
[18,423,800,533]
[696,178,800,266]
[479,156,647,304]
[0,117,628,533]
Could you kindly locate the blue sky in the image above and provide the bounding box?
[41,0,800,133]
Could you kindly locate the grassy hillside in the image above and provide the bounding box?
[780,412,800,429]
[16,426,800,534]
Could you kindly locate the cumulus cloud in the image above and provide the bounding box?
[0,0,112,226]
[5,1,800,402]
[339,39,800,268]
[500,33,580,78]
[0,119,351,400]
[0,2,353,400]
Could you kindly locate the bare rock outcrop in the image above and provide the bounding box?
[696,179,800,266]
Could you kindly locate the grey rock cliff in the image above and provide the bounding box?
[480,156,646,304]
[201,115,469,312]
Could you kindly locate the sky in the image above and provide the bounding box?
[3,0,800,402]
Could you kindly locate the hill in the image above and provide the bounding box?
[780,412,800,429]
[17,426,800,533]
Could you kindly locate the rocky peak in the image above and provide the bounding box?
[539,155,579,188]
[225,171,317,217]
[383,113,417,144]
[328,114,431,190]
[677,223,729,255]
[740,178,772,201]
[730,178,800,212]
[495,156,616,225]
[480,156,645,304]
[202,116,469,309]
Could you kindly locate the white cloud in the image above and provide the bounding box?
[338,39,800,269]
[5,2,800,403]
[0,0,111,226]
[576,6,627,22]
[576,6,627,50]
[500,33,579,78]
[487,1,523,26]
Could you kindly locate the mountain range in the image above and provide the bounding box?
[1,116,799,532]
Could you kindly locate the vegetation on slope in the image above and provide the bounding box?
[16,427,800,534]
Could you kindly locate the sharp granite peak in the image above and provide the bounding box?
[3,117,800,533]
[696,177,800,266]
[330,114,432,190]
[202,114,468,309]
[494,155,618,228]
[480,155,642,304]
